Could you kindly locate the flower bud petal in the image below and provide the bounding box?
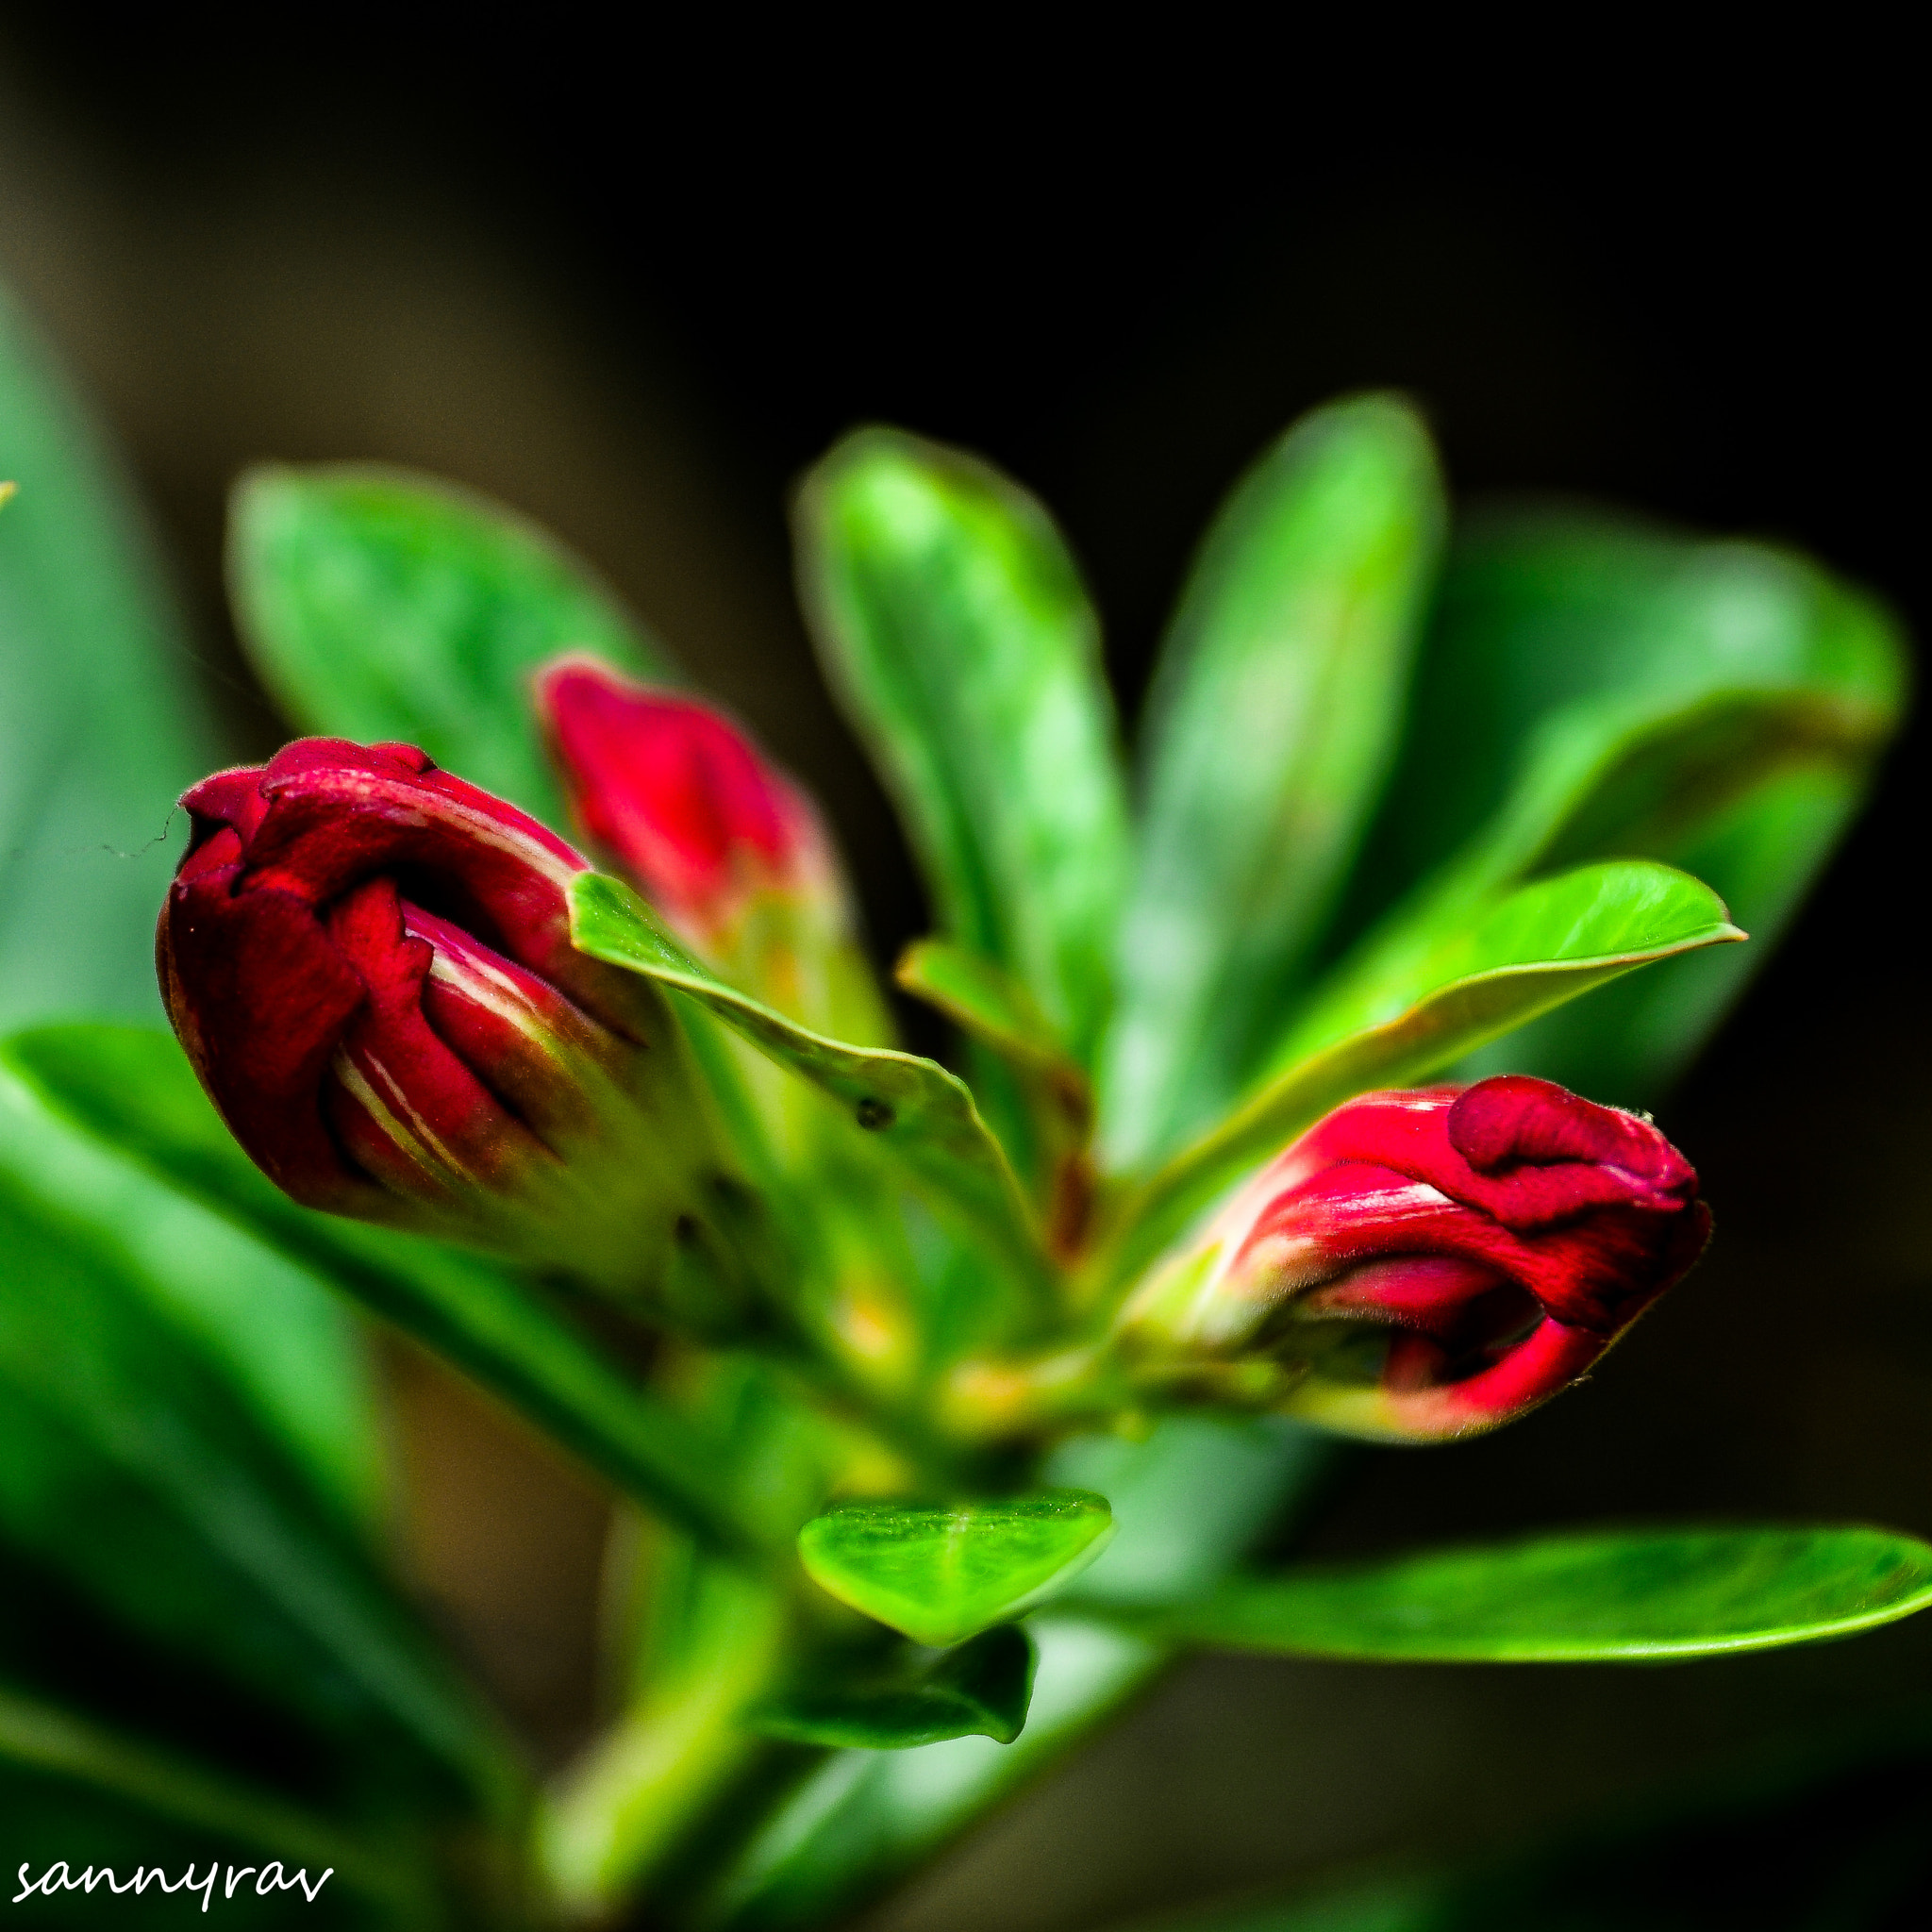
[536,655,837,952]
[1119,1075,1709,1441]
[158,737,726,1299]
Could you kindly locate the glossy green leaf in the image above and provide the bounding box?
[797,1491,1115,1648]
[0,1163,511,1808]
[228,464,674,830]
[1134,1525,1932,1662]
[797,428,1130,1062]
[0,1686,433,1922]
[0,281,224,1029]
[570,872,1050,1307]
[690,1421,1336,1930]
[2,1023,774,1562]
[1325,510,1907,1102]
[1103,395,1446,1166]
[749,1624,1037,1750]
[1103,861,1740,1291]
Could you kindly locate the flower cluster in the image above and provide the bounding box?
[158,663,1711,1442]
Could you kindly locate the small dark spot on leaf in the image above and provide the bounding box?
[856,1097,894,1131]
[674,1213,700,1244]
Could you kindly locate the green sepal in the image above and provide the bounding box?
[2,1024,776,1564]
[1100,859,1740,1291]
[796,427,1130,1062]
[797,1491,1116,1648]
[1117,1524,1932,1662]
[228,464,674,831]
[570,872,1051,1311]
[748,1624,1037,1750]
[1103,393,1446,1164]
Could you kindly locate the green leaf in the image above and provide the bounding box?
[1326,510,1907,1102]
[688,1421,1337,1931]
[1102,860,1741,1292]
[2,1023,774,1563]
[1102,395,1446,1166]
[0,1157,512,1809]
[0,280,225,1030]
[797,1491,1115,1648]
[748,1624,1037,1750]
[895,938,1082,1082]
[228,464,674,830]
[796,428,1130,1062]
[0,1054,385,1533]
[570,872,1050,1309]
[1133,1525,1932,1662]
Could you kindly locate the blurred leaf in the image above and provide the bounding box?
[1103,396,1445,1167]
[1102,860,1740,1292]
[228,464,674,829]
[895,938,1081,1084]
[798,1491,1114,1648]
[2,1023,774,1562]
[0,1056,384,1533]
[0,1162,512,1810]
[571,873,1051,1312]
[0,281,224,1029]
[1324,511,1908,1102]
[1130,1525,1932,1662]
[0,1685,434,1924]
[796,428,1130,1063]
[897,940,1092,1222]
[749,1624,1037,1750]
[689,1420,1336,1930]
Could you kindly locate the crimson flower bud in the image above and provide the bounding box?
[1119,1076,1710,1441]
[536,656,839,951]
[157,738,730,1301]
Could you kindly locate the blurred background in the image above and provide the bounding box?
[2,18,1925,1927]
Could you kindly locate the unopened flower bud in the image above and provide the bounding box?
[536,655,887,1043]
[1119,1076,1709,1441]
[157,738,731,1302]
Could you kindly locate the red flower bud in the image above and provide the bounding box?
[1120,1076,1709,1440]
[158,738,724,1296]
[535,656,838,956]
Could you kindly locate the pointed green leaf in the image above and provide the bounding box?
[570,872,1050,1307]
[689,1422,1335,1930]
[1325,511,1907,1102]
[749,1624,1037,1750]
[228,464,674,830]
[1133,1525,1932,1662]
[1102,395,1446,1165]
[797,428,1130,1062]
[0,281,224,1030]
[798,1491,1115,1649]
[1104,860,1741,1290]
[2,1024,774,1563]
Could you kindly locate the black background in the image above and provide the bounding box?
[2,18,1926,1929]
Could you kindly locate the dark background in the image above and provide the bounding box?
[2,20,1926,1929]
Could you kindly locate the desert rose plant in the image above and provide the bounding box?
[0,295,1924,1929]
